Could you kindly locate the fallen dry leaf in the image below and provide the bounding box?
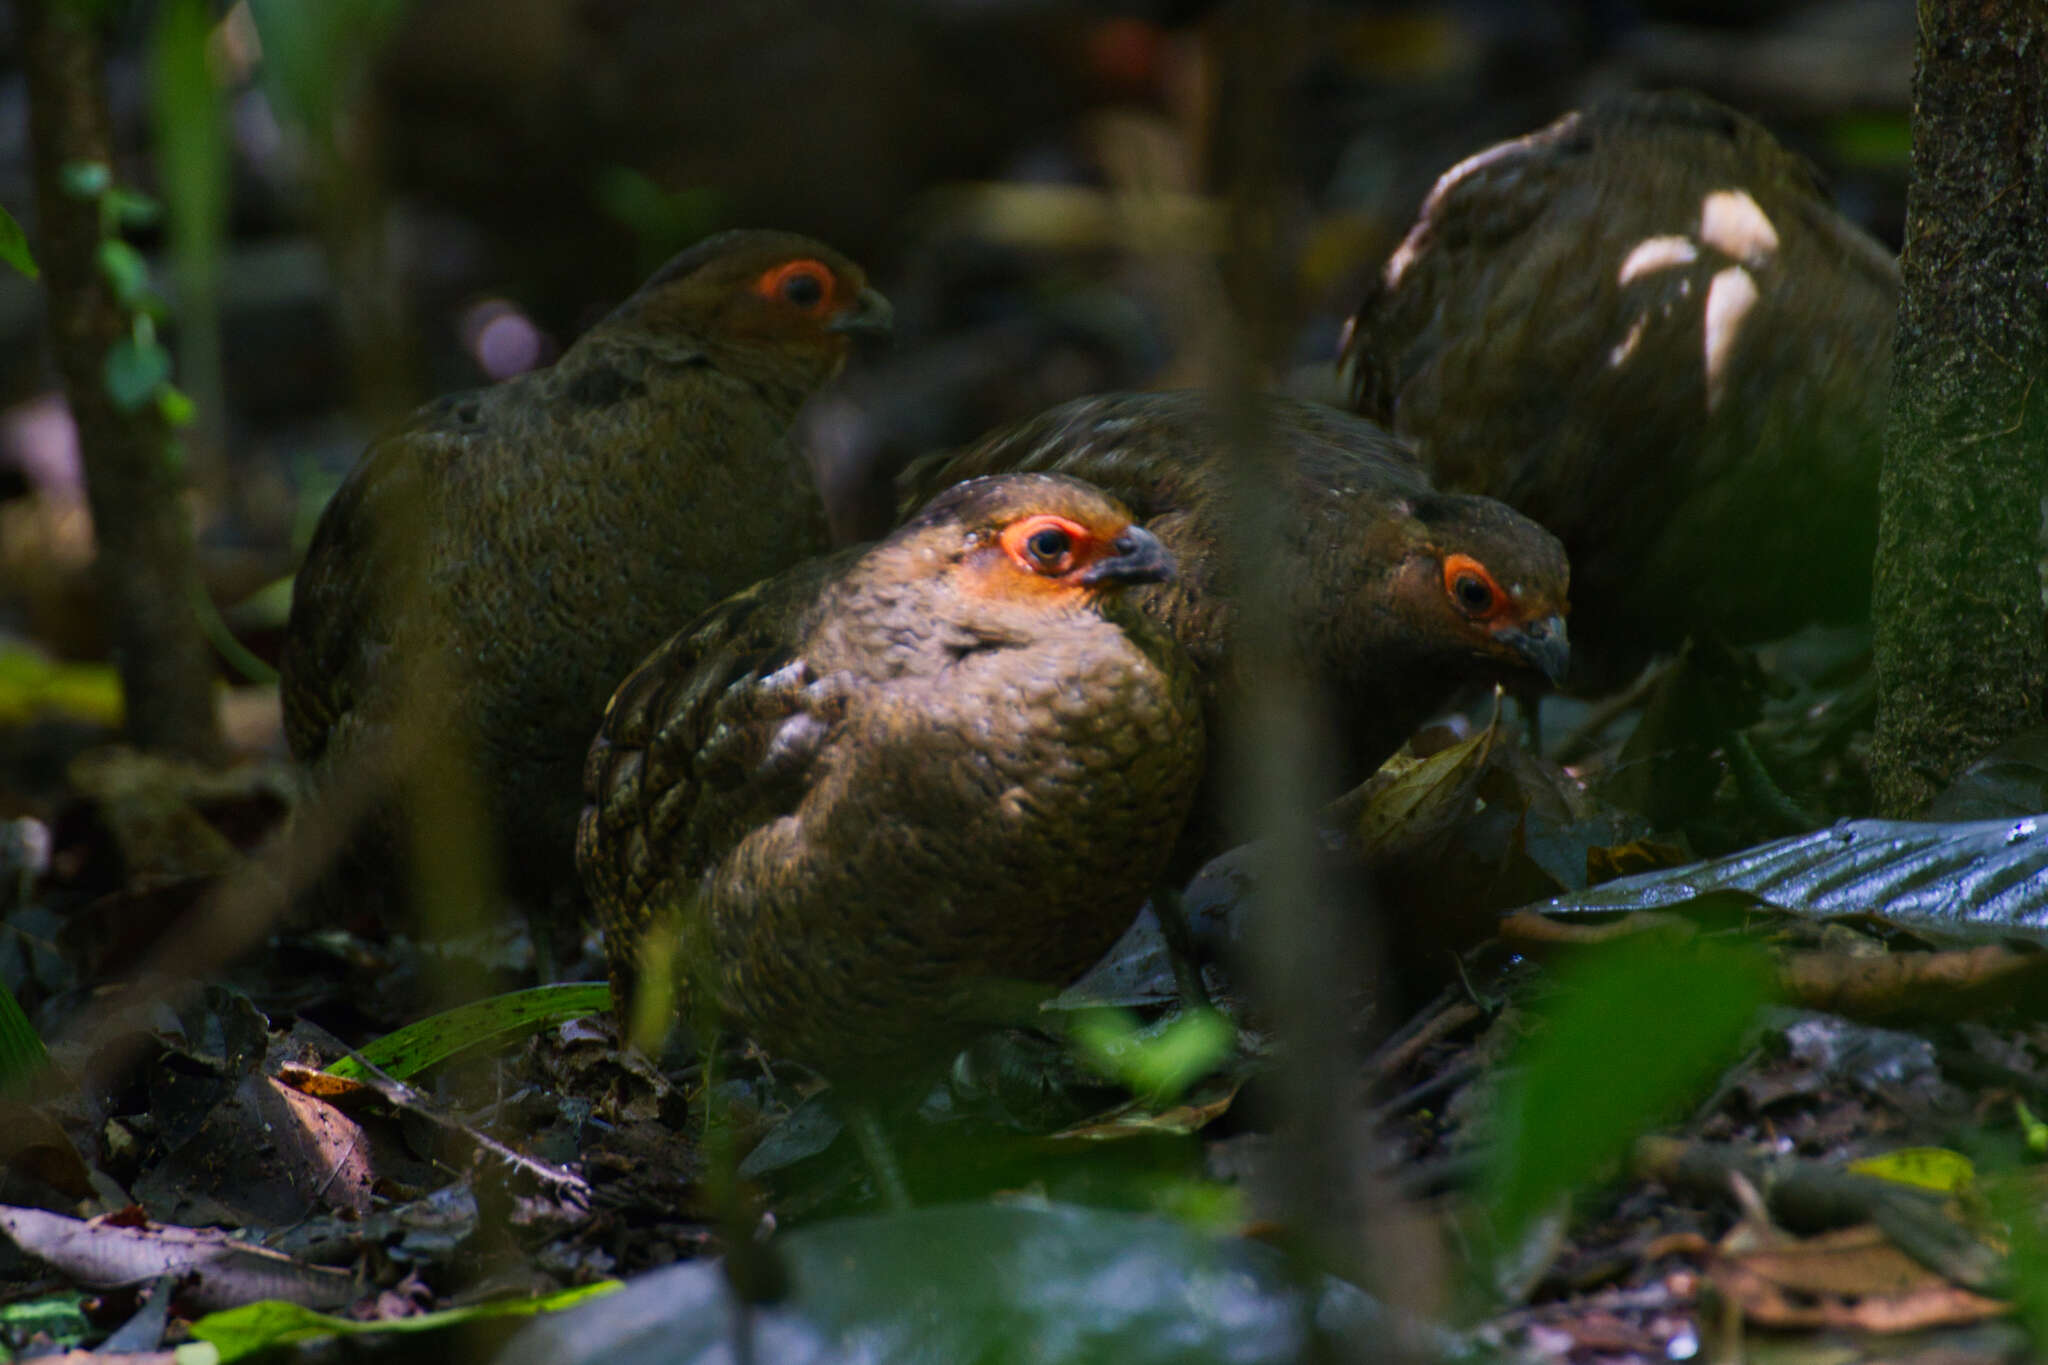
[1709,1223,2009,1332]
[0,1205,359,1311]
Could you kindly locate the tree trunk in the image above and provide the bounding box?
[21,0,225,764]
[1870,3,2048,816]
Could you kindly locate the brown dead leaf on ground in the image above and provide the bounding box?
[0,1205,359,1312]
[1710,1224,2009,1332]
[135,1071,376,1225]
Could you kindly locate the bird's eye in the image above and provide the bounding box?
[754,259,834,313]
[997,514,1090,578]
[1454,574,1494,614]
[781,271,825,309]
[1026,527,1072,563]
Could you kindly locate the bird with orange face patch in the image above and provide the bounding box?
[1342,92,1895,684]
[899,390,1569,865]
[282,230,891,933]
[577,473,1204,1086]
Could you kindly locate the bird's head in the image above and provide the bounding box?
[611,229,892,378]
[1389,494,1571,687]
[903,473,1175,610]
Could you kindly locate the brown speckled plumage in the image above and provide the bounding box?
[578,473,1204,1081]
[282,230,890,921]
[899,392,1570,836]
[1343,91,1896,681]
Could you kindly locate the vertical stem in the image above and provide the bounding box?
[21,0,224,763]
[1870,1,2048,814]
[1209,0,1376,1335]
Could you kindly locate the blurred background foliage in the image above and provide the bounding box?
[0,0,1914,705]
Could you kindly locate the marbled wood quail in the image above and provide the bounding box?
[281,230,892,934]
[1343,90,1897,685]
[898,390,1569,862]
[577,473,1204,1091]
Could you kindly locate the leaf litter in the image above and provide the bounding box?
[4,652,2048,1362]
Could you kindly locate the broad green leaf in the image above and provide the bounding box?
[104,336,172,411]
[1069,1006,1236,1105]
[0,205,37,280]
[497,1203,1422,1365]
[95,238,151,306]
[190,1282,619,1363]
[325,983,612,1081]
[1486,936,1775,1246]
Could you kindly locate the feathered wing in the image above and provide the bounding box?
[280,387,517,768]
[577,548,862,1002]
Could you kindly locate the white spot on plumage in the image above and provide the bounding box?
[1609,313,1649,368]
[1618,236,1699,286]
[1703,266,1759,412]
[1699,190,1779,268]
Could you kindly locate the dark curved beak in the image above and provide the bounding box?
[1080,524,1175,587]
[1499,612,1570,687]
[827,287,894,342]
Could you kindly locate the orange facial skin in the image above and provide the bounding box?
[959,512,1175,603]
[752,258,842,316]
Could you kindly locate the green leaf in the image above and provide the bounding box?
[228,574,296,631]
[59,160,111,200]
[1847,1146,1977,1194]
[593,165,725,271]
[244,0,410,142]
[0,205,38,280]
[1486,936,1775,1246]
[1825,112,1911,169]
[157,384,196,429]
[190,1283,620,1363]
[103,336,172,411]
[0,976,49,1096]
[496,1203,1412,1365]
[95,238,152,307]
[0,643,123,727]
[325,983,613,1082]
[0,1292,91,1351]
[1069,1005,1235,1105]
[103,186,163,230]
[151,0,228,436]
[2017,1098,2048,1157]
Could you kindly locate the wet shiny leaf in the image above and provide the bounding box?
[1525,816,2048,938]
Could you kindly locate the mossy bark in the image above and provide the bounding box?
[21,0,224,763]
[1871,3,2048,816]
